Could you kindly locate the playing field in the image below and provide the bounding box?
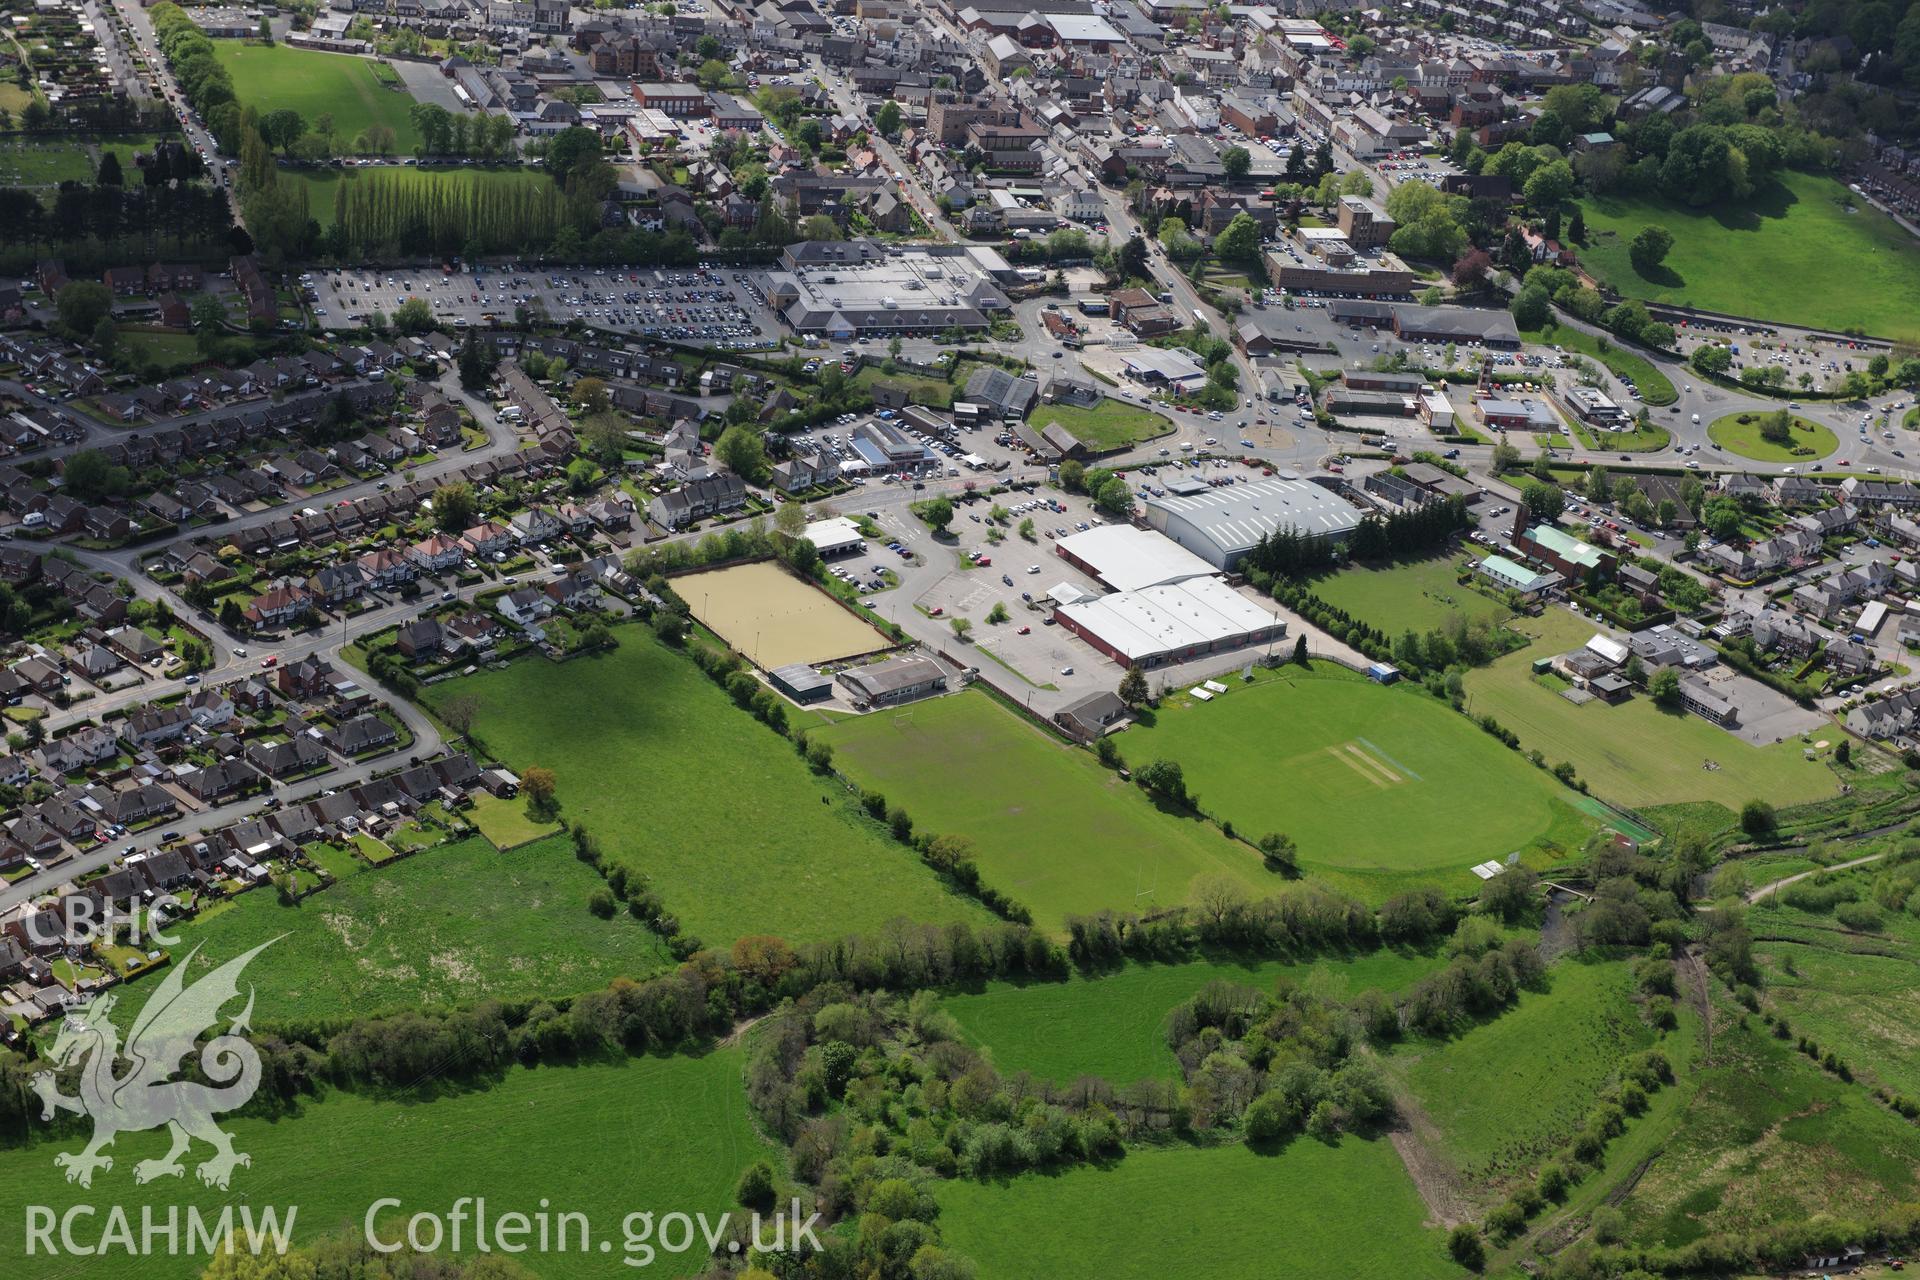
[680,561,886,668]
[938,1139,1463,1280]
[110,834,670,1028]
[1578,171,1920,343]
[816,691,1270,927]
[1119,664,1593,891]
[1029,398,1174,451]
[212,42,421,154]
[0,1052,770,1279]
[425,628,993,946]
[942,950,1449,1083]
[1312,554,1512,636]
[1461,609,1840,810]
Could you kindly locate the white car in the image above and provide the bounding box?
[1027,565,1041,574]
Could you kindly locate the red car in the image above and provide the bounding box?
[261,655,278,668]
[1017,626,1031,635]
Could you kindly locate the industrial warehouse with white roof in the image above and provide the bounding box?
[1054,524,1219,592]
[1142,476,1366,569]
[1054,576,1287,669]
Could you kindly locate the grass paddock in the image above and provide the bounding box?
[818,691,1272,928]
[212,41,421,153]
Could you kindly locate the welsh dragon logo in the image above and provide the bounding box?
[31,939,277,1190]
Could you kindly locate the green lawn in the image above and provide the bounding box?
[1028,398,1174,451]
[111,834,670,1028]
[212,41,421,153]
[815,691,1271,929]
[1578,171,1920,343]
[1390,958,1653,1184]
[1706,410,1837,463]
[469,790,562,849]
[851,364,955,408]
[942,950,1449,1084]
[1521,322,1677,406]
[1461,609,1839,810]
[426,628,994,947]
[939,1139,1464,1280]
[0,139,95,186]
[1119,663,1594,894]
[1311,554,1511,636]
[1567,415,1674,453]
[0,1052,771,1279]
[286,164,555,229]
[116,328,203,372]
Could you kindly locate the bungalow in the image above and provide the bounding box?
[325,713,399,757]
[244,734,330,778]
[176,758,260,802]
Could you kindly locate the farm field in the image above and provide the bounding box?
[110,834,671,1028]
[425,629,994,945]
[1119,663,1593,893]
[815,691,1270,928]
[1578,171,1920,343]
[680,560,885,668]
[1389,958,1656,1185]
[286,164,554,229]
[1750,886,1920,1099]
[941,950,1450,1083]
[1615,1005,1920,1250]
[0,1051,771,1279]
[211,41,422,154]
[1029,397,1174,451]
[1706,410,1838,463]
[1520,322,1677,406]
[938,1138,1462,1280]
[1461,609,1840,810]
[1311,554,1511,636]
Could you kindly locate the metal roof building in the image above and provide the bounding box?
[1142,476,1365,568]
[1055,577,1286,669]
[1054,525,1218,591]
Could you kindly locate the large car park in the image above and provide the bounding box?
[309,263,784,349]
